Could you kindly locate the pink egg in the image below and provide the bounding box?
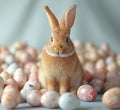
[5,78,19,90]
[77,85,97,101]
[26,90,42,106]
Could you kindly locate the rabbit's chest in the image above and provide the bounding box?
[42,51,76,76]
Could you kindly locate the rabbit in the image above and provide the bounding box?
[38,4,84,94]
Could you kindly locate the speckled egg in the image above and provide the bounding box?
[20,80,40,101]
[59,92,80,110]
[41,91,59,108]
[1,85,21,109]
[77,85,97,101]
[102,87,120,109]
[26,90,42,107]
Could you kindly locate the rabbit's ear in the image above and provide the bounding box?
[44,6,59,31]
[60,4,76,30]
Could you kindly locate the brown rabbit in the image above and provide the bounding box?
[38,4,84,94]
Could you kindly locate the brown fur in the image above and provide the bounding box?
[38,4,84,94]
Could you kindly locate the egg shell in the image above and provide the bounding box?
[24,80,40,90]
[5,78,19,89]
[4,54,14,65]
[26,90,42,107]
[41,91,59,108]
[0,87,3,101]
[20,80,41,101]
[0,76,4,88]
[103,77,120,91]
[105,56,114,64]
[106,62,120,72]
[59,92,80,110]
[1,85,21,109]
[26,47,38,60]
[106,71,119,80]
[13,68,27,88]
[84,62,96,75]
[0,71,11,82]
[83,70,92,82]
[96,59,106,69]
[19,51,32,63]
[6,63,18,76]
[90,79,104,93]
[92,72,106,81]
[24,62,35,75]
[102,87,120,109]
[77,85,97,101]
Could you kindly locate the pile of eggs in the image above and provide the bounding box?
[0,41,120,109]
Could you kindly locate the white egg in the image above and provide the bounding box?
[41,91,59,108]
[6,63,18,76]
[59,93,80,110]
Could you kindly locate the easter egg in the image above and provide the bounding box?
[26,90,42,106]
[77,85,97,101]
[41,91,59,108]
[58,92,80,110]
[1,85,21,109]
[102,87,120,109]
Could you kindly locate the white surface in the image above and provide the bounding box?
[0,95,119,110]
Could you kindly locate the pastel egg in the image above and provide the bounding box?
[58,92,80,110]
[105,56,114,64]
[4,54,14,65]
[102,87,120,109]
[20,80,41,101]
[77,85,97,101]
[90,79,104,93]
[5,78,19,89]
[0,87,3,101]
[1,85,21,109]
[103,77,120,91]
[0,76,4,88]
[41,91,59,108]
[6,63,18,76]
[13,68,27,88]
[26,90,42,107]
[0,71,11,82]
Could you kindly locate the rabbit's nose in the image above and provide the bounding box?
[55,45,63,54]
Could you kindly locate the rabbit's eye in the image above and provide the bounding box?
[65,37,69,43]
[51,37,53,42]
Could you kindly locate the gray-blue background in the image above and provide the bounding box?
[0,0,120,53]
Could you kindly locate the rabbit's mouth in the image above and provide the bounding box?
[45,47,75,58]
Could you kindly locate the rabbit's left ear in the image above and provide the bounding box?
[60,4,76,30]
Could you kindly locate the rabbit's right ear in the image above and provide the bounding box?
[44,6,59,31]
[60,4,76,30]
